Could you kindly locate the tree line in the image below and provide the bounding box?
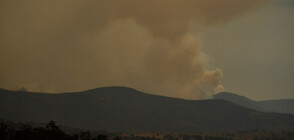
[1,120,294,140]
[0,120,117,140]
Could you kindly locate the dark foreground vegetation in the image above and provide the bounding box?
[1,121,294,140]
[0,121,114,140]
[120,131,294,140]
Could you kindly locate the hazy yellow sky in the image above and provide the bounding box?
[203,0,294,100]
[0,0,293,100]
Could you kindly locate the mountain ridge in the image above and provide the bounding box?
[213,92,294,114]
[1,86,294,132]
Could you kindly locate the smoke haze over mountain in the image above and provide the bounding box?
[0,0,267,99]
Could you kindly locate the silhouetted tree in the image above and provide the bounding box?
[95,135,107,140]
[0,123,8,140]
[46,121,59,130]
[113,136,121,140]
[79,131,91,140]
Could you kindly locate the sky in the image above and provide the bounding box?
[202,0,294,100]
[0,0,293,100]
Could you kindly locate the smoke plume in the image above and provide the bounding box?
[0,0,267,99]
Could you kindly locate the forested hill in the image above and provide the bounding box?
[0,86,294,133]
[213,92,294,114]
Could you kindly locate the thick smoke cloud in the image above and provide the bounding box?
[0,0,267,99]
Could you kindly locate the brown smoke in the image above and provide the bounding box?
[0,0,267,99]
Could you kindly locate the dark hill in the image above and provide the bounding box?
[213,92,294,114]
[259,99,294,114]
[0,87,294,133]
[213,92,263,112]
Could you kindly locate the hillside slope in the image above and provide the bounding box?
[0,87,294,132]
[213,92,294,114]
[212,92,263,112]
